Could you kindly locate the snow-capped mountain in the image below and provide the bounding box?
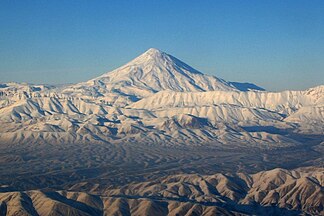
[0,48,323,146]
[60,48,261,101]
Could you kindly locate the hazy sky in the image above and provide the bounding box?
[0,0,323,91]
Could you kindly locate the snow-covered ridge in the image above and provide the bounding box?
[0,49,323,146]
[129,86,324,114]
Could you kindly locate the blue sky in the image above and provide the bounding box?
[0,0,323,91]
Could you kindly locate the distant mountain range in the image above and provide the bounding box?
[0,48,323,146]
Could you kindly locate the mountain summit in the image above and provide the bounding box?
[66,48,245,99]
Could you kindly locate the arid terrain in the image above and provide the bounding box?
[1,166,323,215]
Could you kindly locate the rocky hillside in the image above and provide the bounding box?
[1,167,323,215]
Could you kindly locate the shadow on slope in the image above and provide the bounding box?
[242,126,289,135]
[229,82,265,91]
[44,191,102,215]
